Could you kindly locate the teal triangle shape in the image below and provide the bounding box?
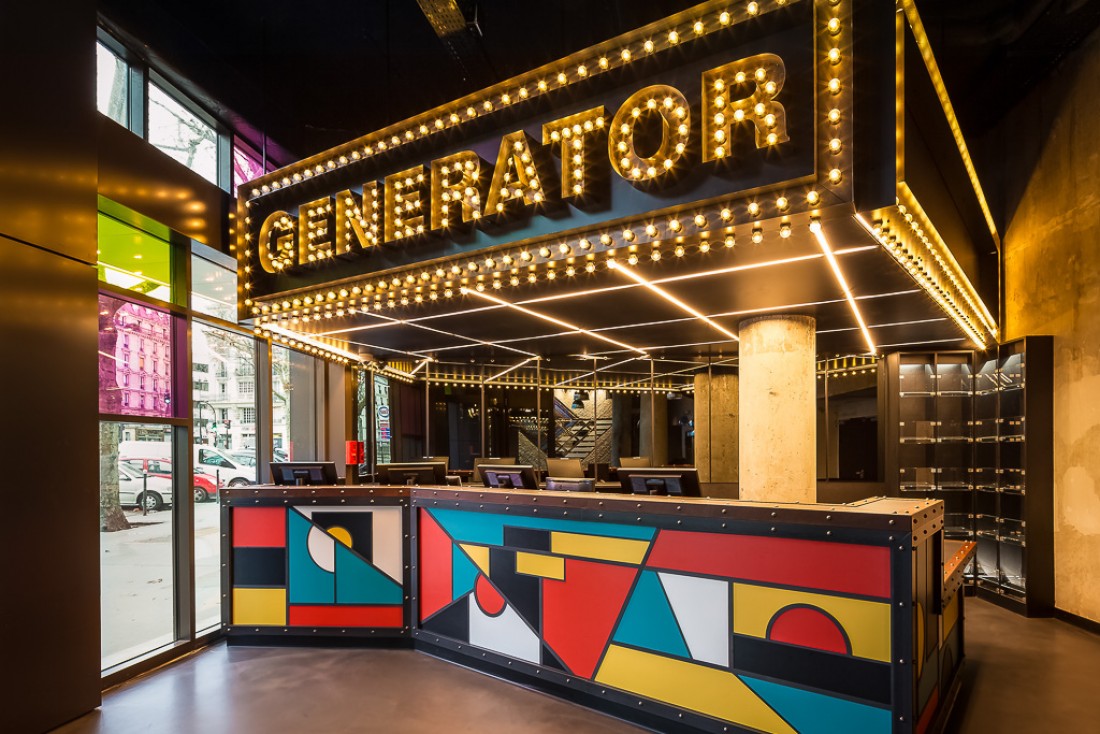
[288,508,334,604]
[452,545,479,600]
[335,541,403,604]
[740,675,892,734]
[612,570,690,658]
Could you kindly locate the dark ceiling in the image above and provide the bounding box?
[99,0,1100,164]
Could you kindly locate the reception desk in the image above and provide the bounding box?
[223,485,973,733]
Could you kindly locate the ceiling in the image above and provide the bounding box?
[99,0,1100,161]
[95,0,1097,382]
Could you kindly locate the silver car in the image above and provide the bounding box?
[117,463,174,511]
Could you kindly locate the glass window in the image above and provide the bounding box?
[241,407,256,423]
[374,374,392,465]
[96,41,128,127]
[272,346,324,461]
[99,421,175,670]
[191,244,237,322]
[97,212,173,302]
[147,82,218,185]
[192,321,258,631]
[99,293,174,418]
[232,139,265,196]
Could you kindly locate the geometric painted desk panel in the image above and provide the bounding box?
[417,508,894,734]
[232,506,404,628]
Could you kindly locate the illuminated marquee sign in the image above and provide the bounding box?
[241,0,850,310]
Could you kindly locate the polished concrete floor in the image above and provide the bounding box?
[55,598,1100,734]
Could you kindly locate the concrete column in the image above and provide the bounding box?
[738,315,816,503]
[693,371,739,483]
[639,393,669,466]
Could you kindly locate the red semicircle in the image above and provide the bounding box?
[767,606,850,655]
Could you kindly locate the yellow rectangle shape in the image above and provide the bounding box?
[515,551,565,580]
[233,588,286,626]
[549,532,649,565]
[733,583,891,662]
[595,645,794,734]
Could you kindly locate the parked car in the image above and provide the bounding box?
[116,463,174,511]
[228,451,257,468]
[120,457,222,503]
[118,441,256,486]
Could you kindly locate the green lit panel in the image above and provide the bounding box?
[97,212,173,303]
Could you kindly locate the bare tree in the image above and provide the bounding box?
[98,297,130,532]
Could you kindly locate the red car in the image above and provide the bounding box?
[120,457,223,503]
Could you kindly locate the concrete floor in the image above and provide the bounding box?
[55,598,1100,734]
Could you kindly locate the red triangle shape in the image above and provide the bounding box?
[417,510,453,622]
[542,558,638,678]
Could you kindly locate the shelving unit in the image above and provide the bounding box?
[885,339,1053,615]
[890,352,976,541]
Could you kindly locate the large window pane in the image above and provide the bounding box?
[97,212,173,302]
[272,346,322,461]
[96,41,128,127]
[191,245,237,321]
[233,139,265,196]
[98,293,174,418]
[147,82,218,185]
[100,422,175,670]
[192,323,257,631]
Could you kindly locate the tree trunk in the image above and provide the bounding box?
[100,422,130,532]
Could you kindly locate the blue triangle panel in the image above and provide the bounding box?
[612,570,690,658]
[452,545,479,601]
[335,542,403,605]
[740,675,892,734]
[429,508,656,546]
[288,509,334,604]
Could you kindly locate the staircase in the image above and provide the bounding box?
[554,398,612,461]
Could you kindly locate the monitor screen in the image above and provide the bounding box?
[376,462,447,485]
[480,464,539,490]
[618,468,701,497]
[270,461,339,486]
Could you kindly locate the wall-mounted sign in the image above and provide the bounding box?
[241,0,850,310]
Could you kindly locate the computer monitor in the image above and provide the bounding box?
[422,456,449,472]
[545,477,596,492]
[546,458,584,478]
[618,468,701,497]
[473,457,516,484]
[270,461,339,486]
[481,464,539,490]
[376,462,448,485]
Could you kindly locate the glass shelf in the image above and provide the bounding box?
[899,420,936,442]
[899,363,936,395]
[1000,517,1026,545]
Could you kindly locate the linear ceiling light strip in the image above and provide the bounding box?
[462,287,648,356]
[484,357,539,384]
[553,356,643,387]
[809,220,876,356]
[607,258,738,341]
[611,356,738,390]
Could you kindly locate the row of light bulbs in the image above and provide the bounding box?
[870,208,992,348]
[252,328,354,365]
[244,0,833,202]
[248,196,824,317]
[250,218,813,324]
[894,199,997,338]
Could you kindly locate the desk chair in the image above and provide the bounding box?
[618,456,651,468]
[545,458,584,478]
